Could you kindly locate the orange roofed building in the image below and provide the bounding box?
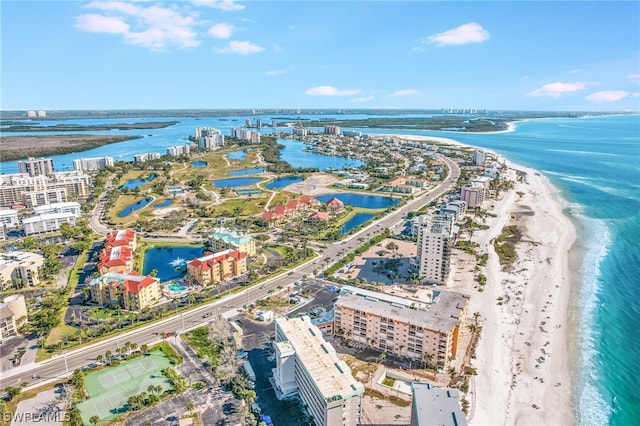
[187,249,247,286]
[89,271,160,311]
[105,229,137,250]
[97,245,134,274]
[260,196,320,225]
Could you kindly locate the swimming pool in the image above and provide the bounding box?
[167,283,186,293]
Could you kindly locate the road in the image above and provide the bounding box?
[2,155,460,389]
[88,175,115,235]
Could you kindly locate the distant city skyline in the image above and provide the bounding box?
[2,1,639,111]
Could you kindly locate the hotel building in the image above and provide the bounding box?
[209,229,256,256]
[334,286,469,369]
[73,156,114,172]
[231,128,261,144]
[0,210,20,229]
[133,152,162,163]
[22,188,68,208]
[89,272,161,311]
[416,214,457,285]
[186,249,247,286]
[17,157,54,176]
[196,127,225,151]
[472,149,487,166]
[272,316,364,426]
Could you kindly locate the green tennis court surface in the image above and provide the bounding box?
[77,351,173,424]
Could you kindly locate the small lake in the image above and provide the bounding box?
[191,161,208,167]
[154,199,174,208]
[227,168,265,176]
[118,197,154,217]
[143,245,205,282]
[278,138,363,170]
[213,177,262,188]
[120,174,156,190]
[264,176,303,189]
[340,213,376,234]
[228,150,247,160]
[315,193,400,209]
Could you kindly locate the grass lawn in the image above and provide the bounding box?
[209,198,266,217]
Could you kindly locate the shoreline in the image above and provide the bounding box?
[383,132,577,425]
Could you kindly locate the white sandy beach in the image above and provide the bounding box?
[388,133,576,425]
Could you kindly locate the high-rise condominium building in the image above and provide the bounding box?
[17,157,54,177]
[273,316,364,426]
[416,214,457,284]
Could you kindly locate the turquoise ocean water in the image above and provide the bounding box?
[1,113,638,423]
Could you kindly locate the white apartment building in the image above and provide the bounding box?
[273,316,364,426]
[22,212,76,236]
[0,171,91,207]
[324,125,340,136]
[133,152,161,163]
[472,149,487,166]
[460,184,485,208]
[416,214,457,284]
[73,156,114,172]
[334,286,469,369]
[231,128,261,143]
[198,128,225,151]
[22,188,68,208]
[0,251,45,289]
[17,157,54,176]
[166,144,191,156]
[410,383,467,426]
[0,210,19,228]
[33,201,82,217]
[293,128,308,137]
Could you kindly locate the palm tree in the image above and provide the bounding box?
[473,311,481,327]
[89,415,100,425]
[105,350,112,365]
[187,402,195,416]
[96,354,104,364]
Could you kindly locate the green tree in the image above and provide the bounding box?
[89,415,100,425]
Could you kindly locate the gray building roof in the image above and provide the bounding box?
[411,383,468,426]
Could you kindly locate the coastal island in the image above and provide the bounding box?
[0,134,143,161]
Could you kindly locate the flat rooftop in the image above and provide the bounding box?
[276,316,364,401]
[336,289,468,334]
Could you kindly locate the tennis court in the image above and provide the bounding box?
[77,351,173,424]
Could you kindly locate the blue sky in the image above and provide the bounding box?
[2,1,639,111]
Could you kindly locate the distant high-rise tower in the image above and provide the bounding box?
[472,149,486,166]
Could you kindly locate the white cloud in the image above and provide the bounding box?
[627,73,640,80]
[75,2,200,50]
[411,46,425,53]
[306,86,361,96]
[191,0,245,11]
[426,22,490,47]
[392,89,418,97]
[351,95,374,103]
[527,82,589,98]
[586,90,633,103]
[265,66,293,76]
[214,40,264,54]
[208,23,234,39]
[74,13,130,34]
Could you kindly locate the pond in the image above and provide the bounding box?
[118,197,154,217]
[340,213,376,234]
[227,150,247,160]
[278,138,364,170]
[213,177,262,188]
[143,245,206,282]
[119,173,156,190]
[227,168,265,176]
[315,193,400,209]
[154,199,174,208]
[264,176,303,189]
[191,161,208,167]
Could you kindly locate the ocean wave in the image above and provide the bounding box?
[576,217,612,425]
[542,170,632,199]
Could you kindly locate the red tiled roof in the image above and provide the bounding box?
[106,229,136,247]
[98,246,133,269]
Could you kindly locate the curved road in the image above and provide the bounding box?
[3,156,460,389]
